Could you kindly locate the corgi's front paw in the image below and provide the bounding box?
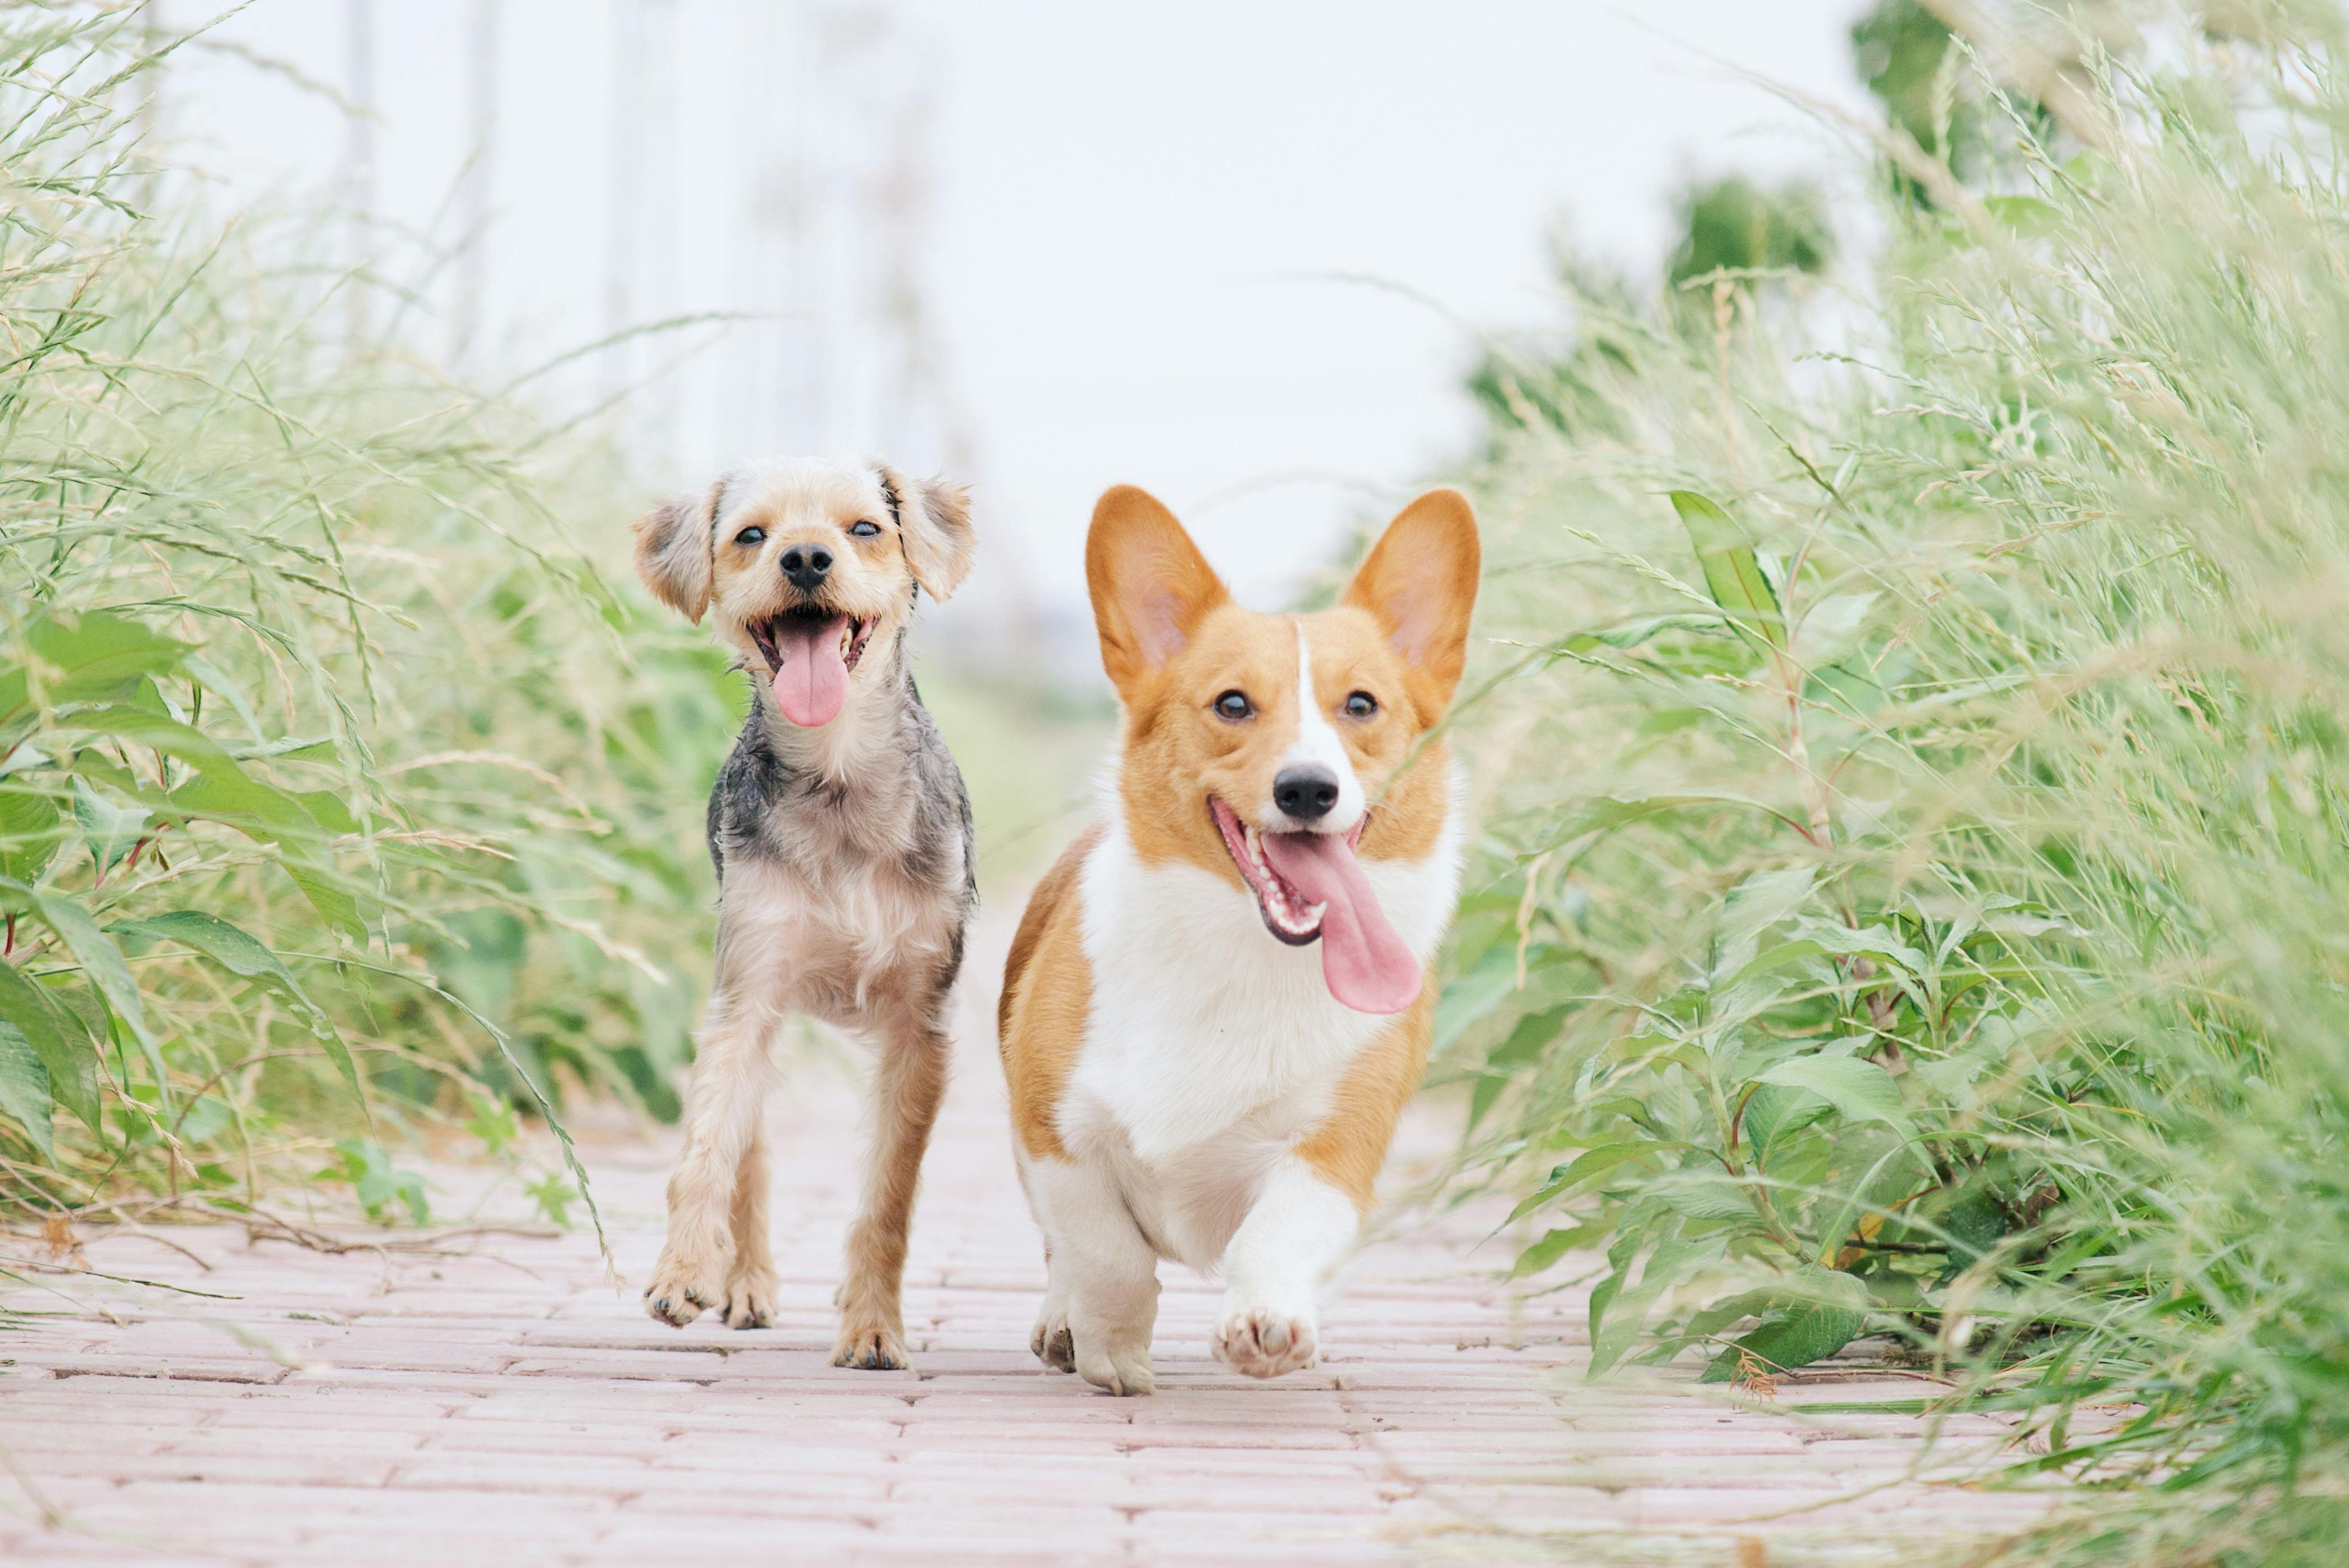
[1030,1308,1075,1372]
[642,1246,728,1328]
[1212,1305,1319,1379]
[1074,1331,1154,1397]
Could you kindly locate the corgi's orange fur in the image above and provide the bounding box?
[999,484,1479,1393]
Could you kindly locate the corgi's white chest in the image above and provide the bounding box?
[1063,798,1462,1180]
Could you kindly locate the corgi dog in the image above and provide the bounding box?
[997,484,1479,1395]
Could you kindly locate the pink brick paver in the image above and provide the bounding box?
[0,911,2061,1565]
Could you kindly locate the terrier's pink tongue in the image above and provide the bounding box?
[1258,830,1421,1014]
[770,616,850,727]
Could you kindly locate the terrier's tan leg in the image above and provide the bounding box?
[831,1010,948,1369]
[719,1124,778,1328]
[645,992,776,1328]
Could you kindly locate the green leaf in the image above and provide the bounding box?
[0,878,162,1098]
[1670,491,1784,649]
[1741,1082,1833,1160]
[71,778,148,876]
[112,911,361,1103]
[1701,1271,1869,1381]
[0,611,190,722]
[1511,1223,1601,1278]
[1757,1052,1918,1145]
[0,961,97,1131]
[0,1019,55,1162]
[1590,1233,1727,1377]
[63,705,321,839]
[1509,1141,1659,1220]
[1650,1167,1764,1220]
[1434,945,1519,1053]
[0,785,63,884]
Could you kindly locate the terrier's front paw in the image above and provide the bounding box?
[831,1319,909,1370]
[1212,1306,1319,1379]
[720,1265,778,1330]
[1029,1309,1075,1373]
[642,1249,728,1329]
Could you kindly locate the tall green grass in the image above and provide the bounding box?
[0,8,736,1232]
[1445,6,2349,1557]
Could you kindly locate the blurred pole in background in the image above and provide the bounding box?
[640,0,680,457]
[605,0,646,404]
[454,0,500,371]
[342,0,375,345]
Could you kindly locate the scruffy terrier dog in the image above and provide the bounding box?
[633,457,975,1369]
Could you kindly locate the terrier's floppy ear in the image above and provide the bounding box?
[633,478,726,623]
[880,465,975,602]
[1087,484,1230,700]
[1340,488,1481,718]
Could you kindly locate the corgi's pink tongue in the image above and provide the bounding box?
[770,616,850,727]
[1259,830,1421,1014]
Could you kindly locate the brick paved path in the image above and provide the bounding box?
[0,915,2060,1565]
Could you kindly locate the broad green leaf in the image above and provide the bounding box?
[1511,1223,1602,1278]
[1702,1270,1870,1381]
[1791,592,1877,669]
[1433,945,1519,1053]
[72,778,148,875]
[1741,1082,1833,1160]
[1590,1233,1727,1377]
[1509,1141,1660,1219]
[0,1019,54,1162]
[0,877,162,1100]
[112,911,361,1102]
[1757,1053,1918,1145]
[1649,1167,1762,1220]
[0,785,62,885]
[64,705,319,838]
[0,961,97,1131]
[0,611,190,722]
[1670,491,1784,649]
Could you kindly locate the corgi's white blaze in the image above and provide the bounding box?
[1057,760,1464,1280]
[1269,623,1367,832]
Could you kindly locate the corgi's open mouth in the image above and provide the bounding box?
[748,607,874,728]
[1209,796,1422,1014]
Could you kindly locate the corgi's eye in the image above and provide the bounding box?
[850,520,881,538]
[734,526,767,546]
[1344,691,1378,719]
[1213,691,1253,721]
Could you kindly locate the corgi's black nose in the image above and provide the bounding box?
[1274,765,1340,822]
[781,545,832,591]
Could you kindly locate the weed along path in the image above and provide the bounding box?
[2,912,2063,1565]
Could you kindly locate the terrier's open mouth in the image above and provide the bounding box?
[747,607,874,678]
[747,606,875,728]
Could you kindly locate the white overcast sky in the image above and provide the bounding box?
[161,1,1874,646]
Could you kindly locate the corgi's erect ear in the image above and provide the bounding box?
[633,478,725,624]
[1087,484,1230,700]
[1341,488,1481,717]
[881,465,975,602]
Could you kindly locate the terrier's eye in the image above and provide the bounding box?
[1214,691,1253,721]
[850,520,882,538]
[1344,691,1378,719]
[734,526,767,546]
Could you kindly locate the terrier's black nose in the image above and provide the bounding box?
[1273,765,1341,822]
[781,545,833,592]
